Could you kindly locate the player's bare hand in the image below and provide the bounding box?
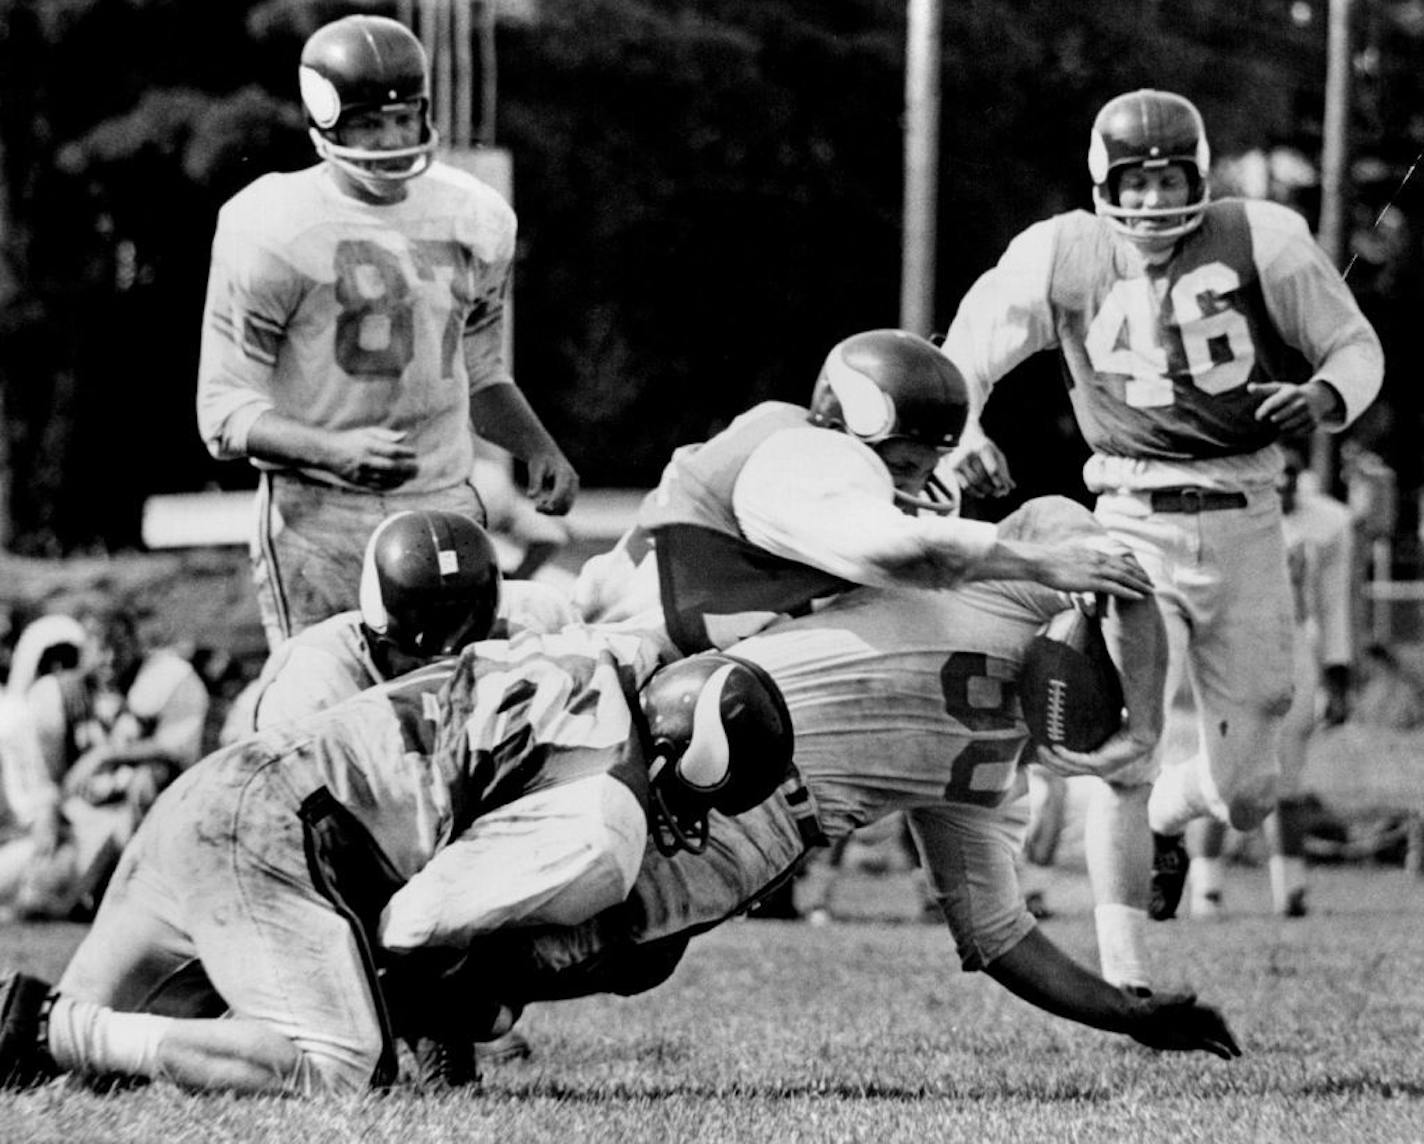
[1248,380,1342,435]
[948,430,1015,499]
[1037,541,1153,600]
[525,448,580,515]
[327,427,419,489]
[1040,724,1158,780]
[1128,989,1243,1060]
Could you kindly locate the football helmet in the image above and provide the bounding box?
[640,654,795,856]
[1088,89,1211,243]
[359,510,502,658]
[299,15,438,190]
[809,329,969,514]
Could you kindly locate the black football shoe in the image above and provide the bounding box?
[0,972,57,1088]
[1148,832,1190,921]
[406,1035,480,1091]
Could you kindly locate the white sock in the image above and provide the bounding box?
[1095,902,1150,992]
[48,997,168,1080]
[1189,856,1225,909]
[1269,855,1306,911]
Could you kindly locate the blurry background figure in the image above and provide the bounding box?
[1187,440,1356,919]
[1019,761,1069,919]
[794,812,940,926]
[0,600,209,921]
[474,441,575,592]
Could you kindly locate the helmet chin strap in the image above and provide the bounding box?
[893,472,961,516]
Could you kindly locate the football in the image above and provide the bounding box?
[1019,607,1124,752]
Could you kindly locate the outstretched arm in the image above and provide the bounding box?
[985,926,1241,1059]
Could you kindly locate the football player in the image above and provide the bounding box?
[196,14,578,650]
[395,497,1239,1067]
[219,509,574,742]
[0,633,790,1097]
[941,89,1382,987]
[575,328,1154,658]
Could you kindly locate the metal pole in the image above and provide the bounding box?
[1314,0,1353,492]
[900,0,940,338]
[479,0,498,144]
[454,0,474,149]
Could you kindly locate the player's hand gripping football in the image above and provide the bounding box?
[1127,989,1243,1060]
[1038,723,1156,780]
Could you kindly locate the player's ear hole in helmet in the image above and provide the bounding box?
[809,329,970,516]
[638,654,795,856]
[299,14,439,190]
[359,510,502,660]
[1088,88,1211,244]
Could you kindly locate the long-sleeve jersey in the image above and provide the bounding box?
[579,402,997,652]
[196,161,516,493]
[200,626,657,884]
[944,200,1384,493]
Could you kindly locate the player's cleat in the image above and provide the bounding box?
[475,1029,532,1065]
[0,972,57,1089]
[407,1035,480,1090]
[1280,887,1309,919]
[1148,832,1190,921]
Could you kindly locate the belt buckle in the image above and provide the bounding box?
[1178,487,1204,514]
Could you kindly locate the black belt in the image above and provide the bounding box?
[1148,488,1248,514]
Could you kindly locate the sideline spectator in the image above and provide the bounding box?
[0,601,208,920]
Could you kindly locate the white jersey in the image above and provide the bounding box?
[196,160,516,493]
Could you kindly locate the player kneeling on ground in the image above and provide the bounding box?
[0,631,788,1096]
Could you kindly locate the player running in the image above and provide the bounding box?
[941,89,1382,988]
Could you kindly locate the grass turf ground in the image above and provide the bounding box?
[0,722,1421,1143]
[1,863,1422,1143]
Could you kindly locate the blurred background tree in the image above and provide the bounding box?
[0,0,1419,564]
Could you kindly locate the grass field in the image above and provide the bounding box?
[0,724,1421,1143]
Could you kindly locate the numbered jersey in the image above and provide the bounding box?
[946,199,1383,464]
[728,570,1071,833]
[234,626,654,881]
[197,161,516,492]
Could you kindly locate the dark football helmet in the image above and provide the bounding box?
[639,653,795,856]
[1088,89,1211,244]
[298,15,438,190]
[359,510,502,658]
[809,329,969,514]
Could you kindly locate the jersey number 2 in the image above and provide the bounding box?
[939,652,1026,807]
[1083,264,1255,407]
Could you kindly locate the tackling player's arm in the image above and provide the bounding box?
[734,430,1151,600]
